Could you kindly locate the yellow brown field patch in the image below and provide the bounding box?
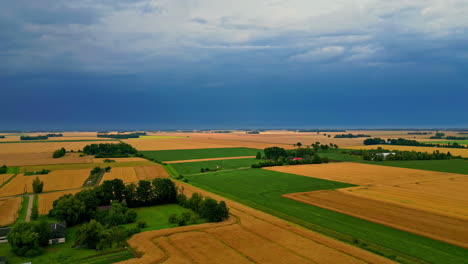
[0,197,22,226]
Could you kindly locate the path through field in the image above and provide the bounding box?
[25,194,34,222]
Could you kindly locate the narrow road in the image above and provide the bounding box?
[25,194,34,222]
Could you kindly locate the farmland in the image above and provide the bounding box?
[118,181,394,264]
[134,165,169,180]
[101,167,139,183]
[187,168,468,264]
[362,159,468,174]
[0,197,22,226]
[38,189,81,215]
[141,147,261,162]
[0,141,119,153]
[170,158,258,175]
[20,160,155,173]
[427,140,468,145]
[347,144,468,157]
[0,152,93,166]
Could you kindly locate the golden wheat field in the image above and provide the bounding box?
[0,169,89,197]
[0,152,93,166]
[285,190,468,248]
[134,165,169,180]
[0,197,22,226]
[117,182,395,264]
[0,141,116,154]
[101,167,139,183]
[0,174,14,186]
[38,189,81,215]
[347,145,468,157]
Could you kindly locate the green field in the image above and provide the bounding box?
[187,169,468,264]
[14,195,30,224]
[316,149,362,162]
[141,147,261,162]
[171,158,259,175]
[0,204,198,263]
[361,159,468,174]
[426,140,468,145]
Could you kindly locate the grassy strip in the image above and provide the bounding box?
[20,161,155,173]
[70,249,134,264]
[83,170,105,187]
[426,140,468,145]
[171,158,259,175]
[15,195,30,224]
[141,147,262,162]
[359,159,468,175]
[6,166,20,174]
[162,163,180,178]
[0,139,118,144]
[187,169,468,264]
[0,174,16,189]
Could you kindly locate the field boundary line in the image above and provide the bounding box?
[0,173,17,189]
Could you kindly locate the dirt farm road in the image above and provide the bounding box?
[25,194,34,222]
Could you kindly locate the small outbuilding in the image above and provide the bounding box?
[49,223,67,245]
[0,228,11,244]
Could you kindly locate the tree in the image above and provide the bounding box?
[136,180,154,205]
[31,204,39,220]
[264,147,287,160]
[32,177,44,193]
[50,194,86,226]
[153,178,177,204]
[296,142,302,148]
[256,152,262,160]
[8,222,40,257]
[52,148,66,158]
[75,189,100,220]
[76,220,106,250]
[217,201,229,221]
[34,219,51,247]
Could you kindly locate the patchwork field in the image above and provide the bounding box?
[101,167,139,183]
[0,169,89,197]
[0,141,116,153]
[266,162,468,219]
[20,161,155,173]
[285,190,468,248]
[187,168,468,264]
[0,174,14,186]
[141,148,261,162]
[38,189,81,215]
[0,197,22,226]
[0,152,93,166]
[118,182,395,264]
[134,165,169,180]
[170,158,258,175]
[347,144,468,157]
[363,159,468,174]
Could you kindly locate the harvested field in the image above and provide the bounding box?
[0,141,116,154]
[165,156,256,164]
[266,162,468,219]
[0,197,22,226]
[0,152,93,166]
[0,174,14,186]
[347,145,468,158]
[102,167,139,183]
[117,182,395,264]
[38,189,81,215]
[92,157,147,163]
[20,161,155,173]
[141,148,261,162]
[0,169,89,197]
[285,190,468,248]
[134,165,168,180]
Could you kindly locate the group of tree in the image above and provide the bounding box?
[25,169,51,176]
[50,178,178,226]
[52,148,66,158]
[334,134,371,138]
[429,133,446,139]
[0,165,7,174]
[446,136,468,140]
[176,192,229,223]
[253,146,330,168]
[20,135,48,140]
[83,143,138,157]
[0,135,5,138]
[263,144,337,161]
[407,132,431,135]
[252,154,329,168]
[363,137,467,149]
[97,132,146,139]
[359,149,460,161]
[7,220,51,257]
[46,133,63,137]
[246,131,260,134]
[32,177,44,193]
[297,129,345,132]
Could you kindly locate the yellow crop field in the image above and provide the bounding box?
[134,165,168,180]
[101,167,139,183]
[0,169,89,197]
[0,197,22,226]
[0,141,116,154]
[38,190,81,215]
[347,145,468,158]
[0,152,93,166]
[0,174,14,186]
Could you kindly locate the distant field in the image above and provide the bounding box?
[0,139,117,144]
[20,161,155,173]
[187,168,468,264]
[171,158,259,175]
[426,140,468,145]
[138,135,186,139]
[141,147,262,162]
[347,144,468,157]
[362,159,468,174]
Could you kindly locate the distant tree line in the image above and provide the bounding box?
[211,131,232,133]
[363,138,467,149]
[445,136,468,140]
[52,148,66,158]
[83,143,138,158]
[297,129,346,132]
[20,135,48,140]
[46,133,63,137]
[0,135,5,138]
[429,133,446,139]
[252,146,330,168]
[97,132,146,139]
[352,148,461,161]
[334,134,371,138]
[407,132,431,135]
[246,131,260,134]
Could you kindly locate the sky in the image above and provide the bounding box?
[1,0,467,130]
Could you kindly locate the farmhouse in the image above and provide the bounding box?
[0,224,66,245]
[374,153,396,159]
